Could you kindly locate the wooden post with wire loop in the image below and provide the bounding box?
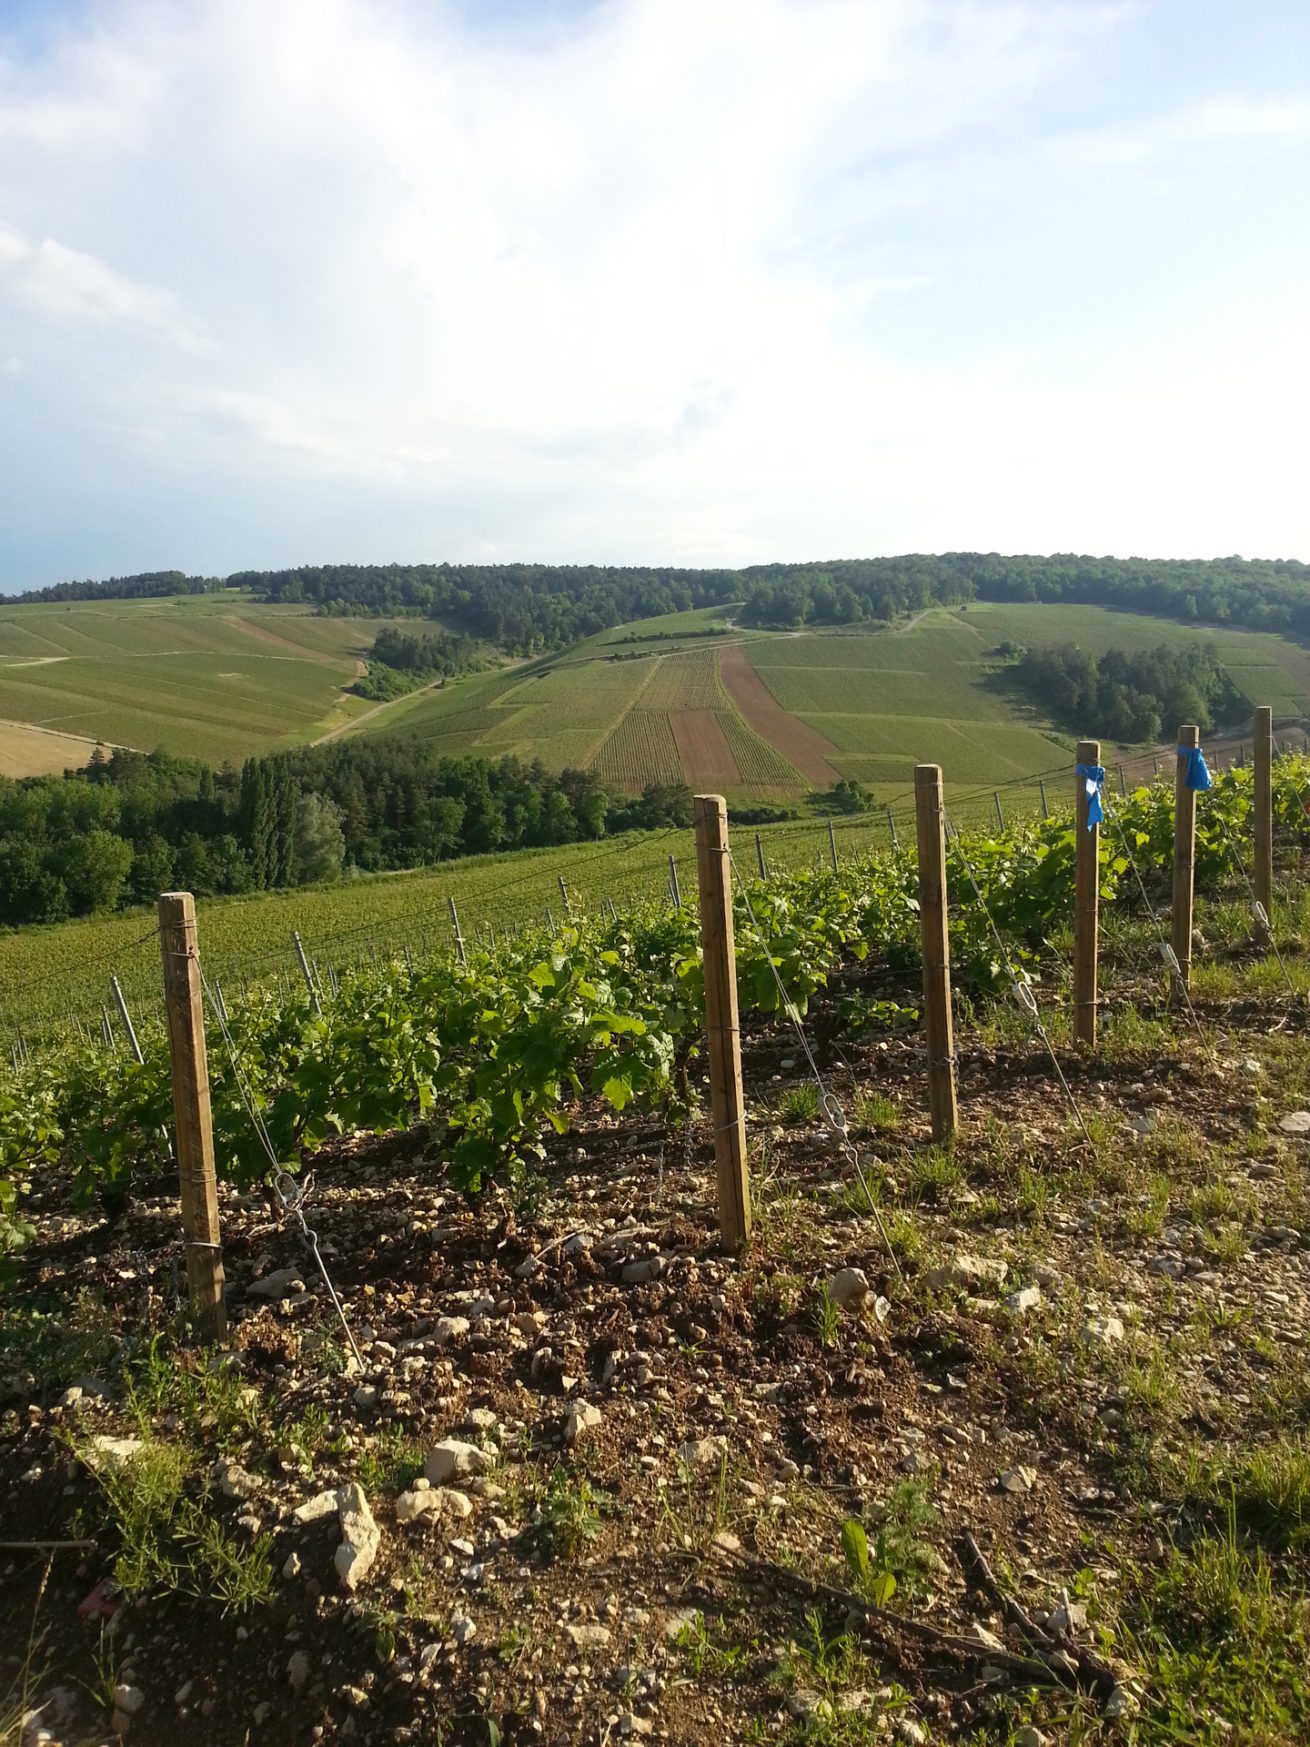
[914,765,957,1141]
[158,892,226,1341]
[1173,725,1200,988]
[692,795,750,1250]
[1254,705,1273,929]
[1074,739,1100,1050]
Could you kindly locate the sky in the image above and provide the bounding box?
[1,0,1308,589]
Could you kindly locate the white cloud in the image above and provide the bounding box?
[1059,94,1310,170]
[0,220,210,350]
[0,0,1307,581]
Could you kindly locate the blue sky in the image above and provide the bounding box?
[1,0,1307,589]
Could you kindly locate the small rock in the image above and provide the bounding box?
[249,1266,305,1300]
[252,1701,274,1725]
[113,1686,146,1718]
[396,1486,445,1524]
[58,1385,83,1410]
[451,1614,476,1647]
[1006,1285,1042,1316]
[873,1295,891,1324]
[563,1400,602,1445]
[1147,1256,1185,1278]
[1105,1685,1139,1719]
[425,1440,494,1484]
[334,1482,381,1590]
[895,1720,927,1745]
[622,1256,666,1285]
[677,1436,728,1468]
[287,1651,311,1691]
[1278,1111,1310,1136]
[1015,1729,1048,1747]
[1080,1315,1125,1345]
[999,1465,1037,1494]
[293,1489,339,1524]
[562,1232,592,1257]
[433,1316,470,1347]
[826,1266,870,1309]
[566,1622,611,1650]
[352,1385,380,1411]
[87,1435,144,1467]
[930,1253,1008,1290]
[282,1552,301,1579]
[968,1622,1006,1652]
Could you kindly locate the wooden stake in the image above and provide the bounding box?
[1073,741,1100,1050]
[755,832,766,879]
[1038,779,1048,819]
[1254,704,1273,925]
[1173,724,1200,987]
[914,765,957,1141]
[158,892,226,1342]
[669,855,682,911]
[887,805,899,850]
[1117,764,1127,797]
[827,819,838,871]
[558,874,572,918]
[692,795,750,1250]
[993,791,1004,829]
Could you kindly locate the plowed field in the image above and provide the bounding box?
[719,642,840,785]
[669,709,741,787]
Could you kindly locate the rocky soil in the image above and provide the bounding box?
[3,964,1309,1745]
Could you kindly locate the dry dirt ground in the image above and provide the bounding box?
[3,946,1309,1746]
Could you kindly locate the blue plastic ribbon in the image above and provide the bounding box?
[1075,761,1105,828]
[1176,745,1212,791]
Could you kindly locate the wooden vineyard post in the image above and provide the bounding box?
[158,892,226,1341]
[914,765,957,1141]
[828,819,838,871]
[692,795,751,1250]
[1073,740,1100,1050]
[1173,725,1200,987]
[1254,705,1273,927]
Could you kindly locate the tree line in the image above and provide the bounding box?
[8,554,1308,650]
[1002,640,1249,742]
[0,747,716,927]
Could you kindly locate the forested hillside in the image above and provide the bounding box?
[0,745,702,925]
[7,554,1308,654]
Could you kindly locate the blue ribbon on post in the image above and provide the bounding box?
[1076,761,1105,828]
[1176,745,1212,792]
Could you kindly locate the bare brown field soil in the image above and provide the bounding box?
[669,708,741,788]
[720,643,841,786]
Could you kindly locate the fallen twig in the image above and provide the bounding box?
[958,1529,1118,1699]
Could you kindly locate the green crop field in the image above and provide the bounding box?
[1,781,1060,1039]
[0,593,395,766]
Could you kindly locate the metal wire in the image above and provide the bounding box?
[1101,801,1214,1057]
[198,961,364,1372]
[943,814,1094,1149]
[726,849,904,1283]
[1207,804,1297,999]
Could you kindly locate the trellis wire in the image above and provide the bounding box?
[943,812,1094,1149]
[1207,803,1297,999]
[726,849,904,1283]
[198,962,364,1371]
[1101,798,1213,1057]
